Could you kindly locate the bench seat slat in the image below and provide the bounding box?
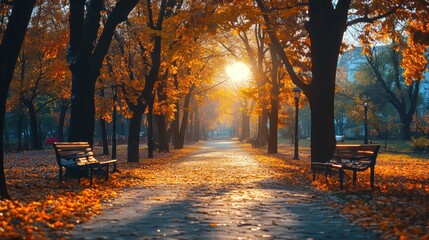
[52,142,117,185]
[312,144,380,189]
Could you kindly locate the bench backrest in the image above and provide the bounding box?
[334,144,381,166]
[52,142,98,166]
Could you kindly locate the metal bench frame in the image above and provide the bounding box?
[52,142,117,185]
[312,144,380,189]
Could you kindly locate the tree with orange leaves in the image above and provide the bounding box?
[8,1,69,150]
[0,0,36,199]
[67,0,139,146]
[255,0,428,163]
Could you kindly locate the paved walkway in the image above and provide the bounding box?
[71,141,375,239]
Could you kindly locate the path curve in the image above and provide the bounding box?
[71,140,375,239]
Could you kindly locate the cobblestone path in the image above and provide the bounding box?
[71,140,376,239]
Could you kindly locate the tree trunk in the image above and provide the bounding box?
[240,110,250,141]
[172,104,180,147]
[175,90,193,149]
[17,111,24,152]
[256,0,350,163]
[172,70,181,146]
[155,114,169,152]
[268,97,279,154]
[127,103,145,162]
[0,0,36,199]
[308,90,336,162]
[201,124,207,140]
[24,101,42,150]
[147,99,155,158]
[194,104,200,142]
[155,77,169,152]
[187,110,194,141]
[68,71,96,145]
[68,0,139,146]
[306,1,350,162]
[99,88,109,155]
[100,118,109,155]
[268,46,280,154]
[400,116,412,140]
[253,111,268,148]
[58,103,68,141]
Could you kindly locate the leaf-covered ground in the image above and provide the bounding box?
[0,142,428,239]
[0,145,198,239]
[244,144,429,239]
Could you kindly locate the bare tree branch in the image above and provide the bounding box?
[347,6,401,26]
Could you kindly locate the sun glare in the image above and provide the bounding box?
[225,62,251,83]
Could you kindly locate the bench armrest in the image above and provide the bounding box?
[100,159,117,165]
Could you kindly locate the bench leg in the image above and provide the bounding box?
[105,165,109,180]
[89,168,93,186]
[324,168,329,180]
[370,166,375,190]
[339,169,344,189]
[59,166,63,182]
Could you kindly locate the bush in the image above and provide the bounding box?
[410,137,429,152]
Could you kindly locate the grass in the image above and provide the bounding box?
[278,137,420,153]
[1,140,428,239]
[268,141,429,239]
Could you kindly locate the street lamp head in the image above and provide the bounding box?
[292,87,302,99]
[363,102,368,107]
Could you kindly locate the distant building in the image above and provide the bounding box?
[336,47,429,138]
[337,47,367,82]
[338,47,429,101]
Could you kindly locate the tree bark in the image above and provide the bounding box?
[124,0,168,160]
[0,0,36,199]
[172,74,181,147]
[172,101,180,147]
[100,118,109,155]
[175,87,194,149]
[24,100,42,150]
[194,104,200,142]
[256,0,350,162]
[367,47,420,141]
[99,88,109,155]
[127,102,146,162]
[17,111,24,152]
[68,0,139,145]
[58,102,69,141]
[155,76,169,152]
[400,115,413,140]
[187,110,194,141]
[268,46,280,154]
[240,110,250,141]
[147,99,155,158]
[253,111,268,148]
[268,95,279,154]
[155,114,169,152]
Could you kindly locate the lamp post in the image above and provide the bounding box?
[364,102,368,144]
[111,84,118,172]
[292,87,302,160]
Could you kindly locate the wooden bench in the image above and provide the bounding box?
[312,144,380,189]
[52,142,117,185]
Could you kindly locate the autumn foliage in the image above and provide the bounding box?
[0,146,197,238]
[245,145,429,240]
[1,143,428,239]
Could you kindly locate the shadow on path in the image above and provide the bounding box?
[70,140,376,239]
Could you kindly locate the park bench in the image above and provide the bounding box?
[52,142,117,185]
[312,144,380,189]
